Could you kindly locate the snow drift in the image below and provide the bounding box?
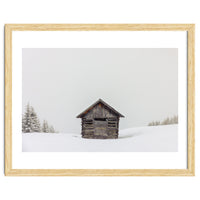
[22,124,178,152]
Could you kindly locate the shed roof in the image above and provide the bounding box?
[76,99,125,118]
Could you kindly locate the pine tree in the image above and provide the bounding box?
[42,120,49,133]
[148,115,178,126]
[22,103,58,133]
[161,117,170,125]
[22,103,32,133]
[49,125,55,133]
[22,103,41,133]
[30,106,41,132]
[22,113,27,133]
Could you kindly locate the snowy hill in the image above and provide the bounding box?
[22,124,178,152]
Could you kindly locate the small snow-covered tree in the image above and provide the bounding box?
[49,126,55,133]
[42,120,49,133]
[172,115,178,124]
[22,113,27,132]
[22,103,41,133]
[148,121,160,126]
[22,103,58,133]
[161,117,170,125]
[148,115,178,126]
[155,121,160,126]
[174,115,178,124]
[30,107,41,132]
[22,103,32,133]
[42,121,58,133]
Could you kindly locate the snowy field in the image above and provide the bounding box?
[22,125,178,152]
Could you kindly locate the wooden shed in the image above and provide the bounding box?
[77,99,124,139]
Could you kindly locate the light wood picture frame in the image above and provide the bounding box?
[5,24,195,176]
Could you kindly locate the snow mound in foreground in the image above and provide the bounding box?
[22,125,178,152]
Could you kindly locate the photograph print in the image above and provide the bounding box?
[22,48,178,152]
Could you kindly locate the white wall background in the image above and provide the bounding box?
[0,0,199,200]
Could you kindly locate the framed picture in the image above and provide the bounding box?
[5,24,195,176]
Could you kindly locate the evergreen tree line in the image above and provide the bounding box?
[148,115,178,126]
[22,103,58,133]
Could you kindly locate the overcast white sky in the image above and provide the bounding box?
[22,48,178,133]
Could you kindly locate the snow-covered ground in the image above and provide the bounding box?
[22,125,178,152]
